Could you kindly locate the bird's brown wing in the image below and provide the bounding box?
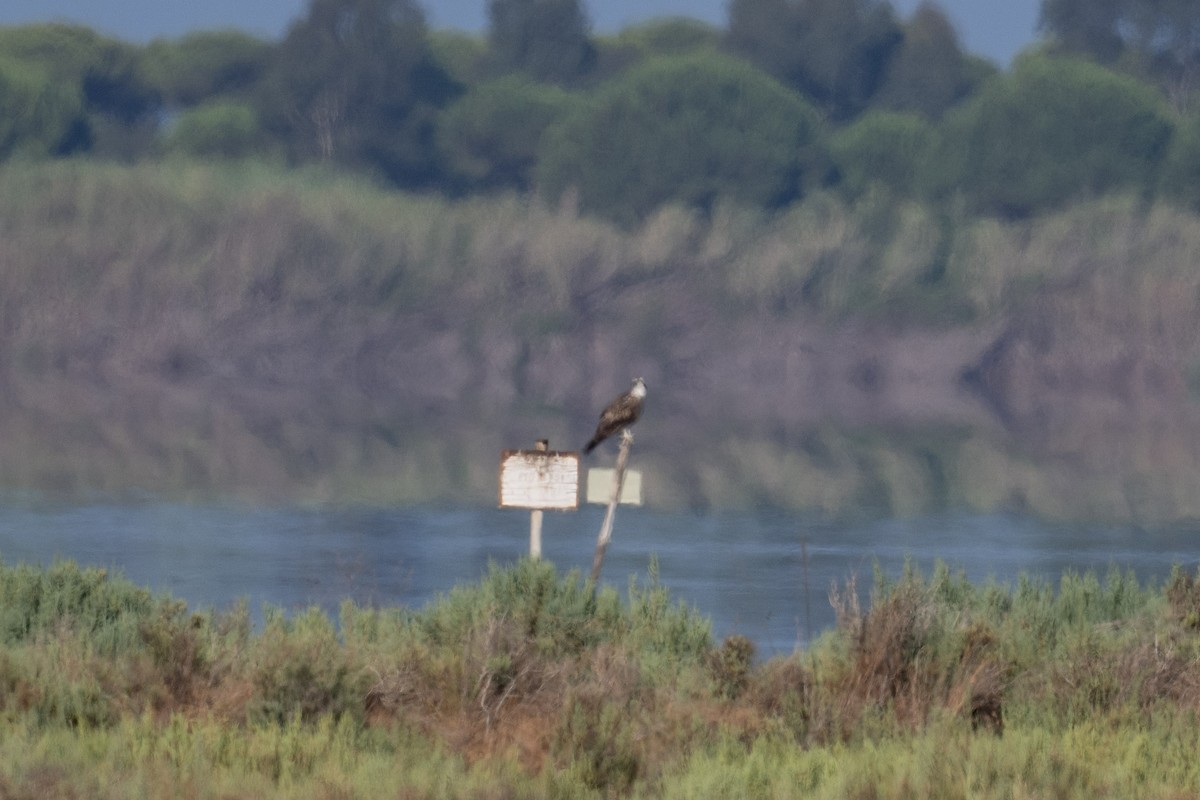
[601,392,641,428]
[584,392,643,452]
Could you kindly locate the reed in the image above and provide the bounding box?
[5,159,1200,521]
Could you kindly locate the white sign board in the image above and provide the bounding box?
[498,449,580,510]
[586,468,643,506]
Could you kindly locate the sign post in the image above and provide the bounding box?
[498,439,579,558]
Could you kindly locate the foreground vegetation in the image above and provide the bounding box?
[3,555,1200,797]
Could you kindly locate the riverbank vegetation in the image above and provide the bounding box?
[1,557,1199,797]
[3,160,1200,523]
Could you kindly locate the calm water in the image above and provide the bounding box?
[1,503,1198,656]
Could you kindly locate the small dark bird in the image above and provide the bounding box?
[584,378,646,454]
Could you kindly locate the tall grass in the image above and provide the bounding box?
[3,160,1198,344]
[9,160,1179,377]
[1,556,1200,796]
[4,161,1200,521]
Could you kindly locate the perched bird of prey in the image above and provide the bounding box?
[584,378,646,454]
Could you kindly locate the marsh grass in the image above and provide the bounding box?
[1,556,1200,796]
[8,159,1162,384]
[5,162,1200,520]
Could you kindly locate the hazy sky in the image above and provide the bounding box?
[0,0,1042,66]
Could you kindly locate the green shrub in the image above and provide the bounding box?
[937,55,1173,215]
[709,634,755,698]
[831,111,936,199]
[0,559,1196,795]
[624,560,712,667]
[538,52,825,225]
[556,691,641,793]
[421,559,617,657]
[137,601,209,705]
[163,101,263,159]
[437,75,578,191]
[249,607,368,725]
[1166,565,1200,629]
[0,560,161,655]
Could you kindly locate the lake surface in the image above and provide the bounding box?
[1,503,1198,657]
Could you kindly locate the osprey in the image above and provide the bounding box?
[584,378,646,454]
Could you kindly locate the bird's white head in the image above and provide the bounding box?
[631,377,647,398]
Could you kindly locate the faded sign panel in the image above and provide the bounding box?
[585,468,643,506]
[499,450,580,510]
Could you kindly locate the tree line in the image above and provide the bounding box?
[3,0,1200,223]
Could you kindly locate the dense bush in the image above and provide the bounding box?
[487,0,594,84]
[0,57,86,158]
[163,101,264,159]
[141,30,271,108]
[870,2,983,119]
[0,560,159,650]
[601,17,721,60]
[831,110,936,199]
[1,556,1200,796]
[936,55,1174,215]
[1160,110,1200,211]
[436,75,578,191]
[255,0,460,186]
[538,52,826,224]
[726,0,902,121]
[0,23,156,125]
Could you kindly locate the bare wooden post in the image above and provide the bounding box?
[530,439,548,559]
[590,429,633,584]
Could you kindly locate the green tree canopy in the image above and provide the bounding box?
[537,52,826,225]
[428,31,489,85]
[0,56,87,158]
[935,55,1174,215]
[605,17,721,57]
[1160,110,1200,211]
[1039,0,1125,62]
[163,101,264,159]
[1040,0,1200,105]
[259,0,460,187]
[872,2,985,119]
[590,18,722,83]
[0,24,158,155]
[488,0,594,84]
[0,24,156,123]
[142,31,271,108]
[831,111,936,199]
[726,0,902,120]
[437,76,577,192]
